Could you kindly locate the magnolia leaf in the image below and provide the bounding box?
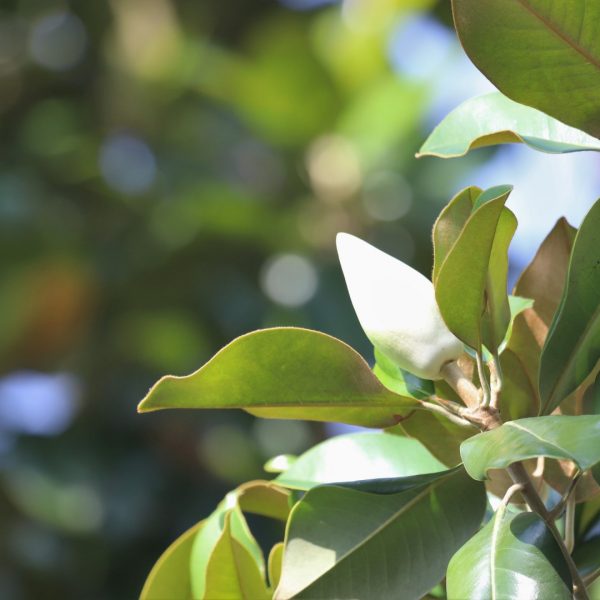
[499,348,539,420]
[461,416,600,482]
[432,186,481,282]
[451,0,600,138]
[373,348,435,399]
[540,199,600,414]
[435,185,514,351]
[447,511,571,599]
[140,521,204,600]
[268,543,284,591]
[418,92,600,158]
[201,512,270,600]
[139,327,418,428]
[274,432,445,490]
[275,468,486,599]
[236,480,292,521]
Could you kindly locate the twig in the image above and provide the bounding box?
[507,463,589,600]
[440,360,480,409]
[476,351,491,406]
[488,353,503,409]
[564,496,576,554]
[417,400,474,428]
[549,471,582,520]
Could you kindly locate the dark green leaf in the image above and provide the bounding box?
[274,432,445,490]
[573,536,600,578]
[435,185,514,351]
[418,92,600,158]
[138,327,418,428]
[275,468,486,599]
[140,521,203,600]
[461,415,600,481]
[447,511,572,599]
[540,199,600,414]
[451,0,600,138]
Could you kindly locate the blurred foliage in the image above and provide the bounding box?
[0,0,486,597]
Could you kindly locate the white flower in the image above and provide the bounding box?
[336,233,463,380]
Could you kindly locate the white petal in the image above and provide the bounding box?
[336,233,462,380]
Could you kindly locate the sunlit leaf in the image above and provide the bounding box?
[435,185,514,351]
[140,521,203,600]
[275,468,486,599]
[451,0,600,138]
[418,92,600,158]
[461,415,600,482]
[274,432,445,490]
[139,328,418,428]
[447,511,571,599]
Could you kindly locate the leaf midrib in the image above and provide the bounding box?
[516,0,600,72]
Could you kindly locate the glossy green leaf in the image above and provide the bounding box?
[274,432,445,490]
[418,92,600,158]
[447,511,572,599]
[451,0,600,138]
[435,185,514,351]
[540,199,600,414]
[461,415,600,481]
[140,521,203,600]
[202,512,270,600]
[139,327,418,428]
[275,468,486,599]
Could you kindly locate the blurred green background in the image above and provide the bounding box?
[2,1,598,598]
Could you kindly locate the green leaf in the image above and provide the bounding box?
[138,327,418,428]
[373,348,435,399]
[499,348,539,420]
[202,512,270,600]
[418,92,600,158]
[268,543,284,591]
[275,468,486,599]
[435,185,514,351]
[573,536,600,579]
[451,0,600,138]
[388,408,476,467]
[274,432,445,490]
[461,415,600,481]
[432,186,481,283]
[539,199,600,414]
[191,502,266,599]
[447,511,572,599]
[140,521,203,600]
[236,480,292,522]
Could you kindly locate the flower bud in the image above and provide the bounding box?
[336,233,463,380]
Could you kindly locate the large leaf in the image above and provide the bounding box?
[451,0,600,138]
[138,327,418,428]
[447,511,572,599]
[275,468,486,599]
[461,415,600,481]
[140,521,204,600]
[373,348,435,400]
[539,199,600,414]
[274,432,445,490]
[435,185,514,351]
[418,92,600,158]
